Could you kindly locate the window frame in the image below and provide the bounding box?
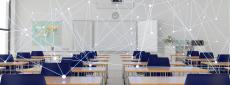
[0,0,11,54]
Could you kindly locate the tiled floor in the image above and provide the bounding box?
[107,54,124,85]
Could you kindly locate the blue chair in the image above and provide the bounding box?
[146,57,172,76]
[140,52,150,62]
[145,54,158,76]
[133,51,141,56]
[41,63,71,76]
[0,54,14,62]
[199,52,214,59]
[31,51,44,56]
[61,58,84,67]
[147,54,158,66]
[187,51,199,57]
[185,74,230,85]
[0,54,16,73]
[87,52,95,59]
[94,51,98,56]
[217,54,230,62]
[157,57,172,76]
[17,52,31,59]
[157,57,170,67]
[135,51,145,59]
[0,74,46,85]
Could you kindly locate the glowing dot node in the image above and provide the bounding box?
[135,65,139,68]
[61,75,66,79]
[67,8,71,11]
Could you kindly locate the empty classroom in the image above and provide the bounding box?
[0,0,230,85]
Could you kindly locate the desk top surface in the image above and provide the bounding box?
[15,58,44,62]
[224,67,230,70]
[125,67,209,73]
[123,62,147,65]
[129,76,185,85]
[186,58,215,61]
[20,67,107,73]
[202,62,230,66]
[0,62,29,66]
[123,62,186,66]
[122,58,137,60]
[46,76,102,85]
[96,56,110,58]
[83,62,109,66]
[90,58,109,61]
[71,67,106,72]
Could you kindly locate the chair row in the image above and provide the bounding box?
[1,73,230,85]
[187,51,230,62]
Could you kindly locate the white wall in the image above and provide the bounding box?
[11,0,230,56]
[138,20,158,52]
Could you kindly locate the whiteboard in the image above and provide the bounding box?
[94,21,137,51]
[138,20,158,52]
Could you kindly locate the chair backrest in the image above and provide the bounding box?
[0,74,46,85]
[41,63,71,76]
[217,54,230,62]
[147,54,158,66]
[187,51,199,57]
[94,51,97,56]
[80,53,88,61]
[133,51,140,56]
[61,58,83,67]
[0,54,14,62]
[185,74,230,85]
[31,51,44,56]
[199,52,214,59]
[73,54,81,60]
[140,52,150,62]
[17,52,31,59]
[157,57,170,67]
[87,52,95,59]
[135,51,145,59]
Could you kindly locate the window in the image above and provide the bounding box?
[0,0,8,28]
[0,31,8,54]
[0,0,9,54]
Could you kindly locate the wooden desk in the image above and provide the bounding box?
[121,56,133,59]
[71,67,106,73]
[123,62,186,67]
[120,54,132,56]
[0,62,29,74]
[171,62,187,66]
[31,56,60,59]
[83,62,109,67]
[98,54,110,56]
[15,58,44,63]
[20,67,107,74]
[0,62,28,67]
[186,58,215,62]
[19,66,41,74]
[90,58,109,62]
[185,56,200,59]
[224,67,230,70]
[72,67,107,85]
[128,77,185,85]
[122,59,139,62]
[123,62,147,67]
[125,67,209,73]
[202,62,230,66]
[45,76,102,85]
[96,56,110,58]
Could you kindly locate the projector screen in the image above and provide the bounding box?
[94,21,137,51]
[138,20,158,52]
